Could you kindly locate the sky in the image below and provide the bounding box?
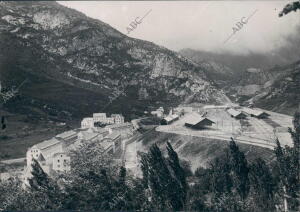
[59,1,300,55]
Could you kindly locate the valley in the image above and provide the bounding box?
[0,1,299,182]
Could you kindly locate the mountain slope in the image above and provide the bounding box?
[0,1,228,121]
[251,60,300,115]
[179,48,300,114]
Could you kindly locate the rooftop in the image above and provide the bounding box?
[227,108,244,117]
[56,130,77,139]
[111,114,124,117]
[81,117,93,122]
[79,131,99,141]
[105,132,121,140]
[163,114,179,122]
[35,138,61,150]
[185,113,214,125]
[100,141,114,151]
[93,113,106,117]
[242,108,268,116]
[105,122,132,129]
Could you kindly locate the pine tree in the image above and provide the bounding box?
[249,158,275,211]
[141,143,187,211]
[147,143,172,210]
[228,138,250,199]
[210,153,233,195]
[274,111,300,211]
[118,166,126,186]
[28,159,61,209]
[166,141,188,210]
[140,152,149,188]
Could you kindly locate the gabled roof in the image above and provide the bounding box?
[163,114,179,122]
[242,108,269,117]
[111,114,124,118]
[81,117,93,122]
[93,113,106,117]
[227,108,245,117]
[185,113,215,126]
[56,130,77,140]
[35,138,61,150]
[105,132,121,140]
[79,131,98,141]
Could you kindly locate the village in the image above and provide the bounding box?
[0,103,294,182]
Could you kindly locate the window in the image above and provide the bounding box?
[61,155,63,157]
[57,165,60,168]
[57,159,60,162]
[64,159,67,163]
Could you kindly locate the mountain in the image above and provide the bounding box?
[0,1,228,122]
[251,60,300,115]
[179,48,299,74]
[180,49,300,115]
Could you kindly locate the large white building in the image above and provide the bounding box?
[81,113,125,129]
[24,128,117,182]
[93,113,107,123]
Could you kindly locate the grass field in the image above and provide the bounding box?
[136,129,274,171]
[0,109,73,160]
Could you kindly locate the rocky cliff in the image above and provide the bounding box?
[0,1,228,121]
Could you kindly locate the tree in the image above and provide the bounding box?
[27,159,62,210]
[60,140,145,211]
[228,138,250,200]
[0,177,22,210]
[279,1,300,17]
[141,143,187,211]
[273,111,300,211]
[166,141,188,208]
[211,158,233,196]
[249,158,276,211]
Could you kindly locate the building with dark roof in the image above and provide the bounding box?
[227,108,247,119]
[242,108,269,119]
[184,113,215,129]
[160,114,179,125]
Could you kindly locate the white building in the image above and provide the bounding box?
[111,114,125,124]
[93,113,107,123]
[81,117,94,129]
[52,152,71,172]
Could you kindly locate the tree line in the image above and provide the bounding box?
[0,112,299,211]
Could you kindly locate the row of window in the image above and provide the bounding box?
[57,159,68,163]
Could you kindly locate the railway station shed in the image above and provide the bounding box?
[160,114,179,125]
[227,108,247,119]
[184,113,215,129]
[242,108,269,119]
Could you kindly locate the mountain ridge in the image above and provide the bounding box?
[0,1,229,122]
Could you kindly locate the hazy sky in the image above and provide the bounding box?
[59,1,300,55]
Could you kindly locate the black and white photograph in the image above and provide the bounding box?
[0,0,299,211]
